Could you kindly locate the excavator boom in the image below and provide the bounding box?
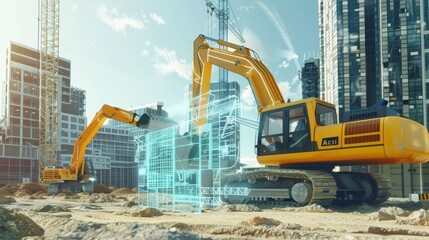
[192,35,284,129]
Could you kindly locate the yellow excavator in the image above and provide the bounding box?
[192,34,429,206]
[43,104,150,194]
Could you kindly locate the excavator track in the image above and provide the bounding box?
[223,170,391,207]
[224,169,337,206]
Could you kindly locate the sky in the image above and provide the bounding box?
[0,0,319,166]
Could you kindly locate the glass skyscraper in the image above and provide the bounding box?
[319,0,429,196]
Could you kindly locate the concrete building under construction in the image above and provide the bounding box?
[0,42,76,185]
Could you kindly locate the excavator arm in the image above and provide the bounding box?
[192,34,284,129]
[43,104,149,184]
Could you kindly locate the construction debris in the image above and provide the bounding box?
[0,206,44,240]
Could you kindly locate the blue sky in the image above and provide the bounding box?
[0,0,319,165]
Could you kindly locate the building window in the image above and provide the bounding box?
[62,115,68,121]
[70,124,77,130]
[71,117,77,122]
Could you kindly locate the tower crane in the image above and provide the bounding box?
[39,0,60,181]
[205,0,244,98]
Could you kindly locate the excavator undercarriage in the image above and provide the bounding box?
[223,169,391,207]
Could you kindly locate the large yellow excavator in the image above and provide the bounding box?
[43,104,149,194]
[193,34,429,206]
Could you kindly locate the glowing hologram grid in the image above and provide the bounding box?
[134,93,248,213]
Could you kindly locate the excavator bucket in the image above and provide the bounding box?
[137,113,150,128]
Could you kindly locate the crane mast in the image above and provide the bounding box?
[39,0,60,181]
[205,0,244,99]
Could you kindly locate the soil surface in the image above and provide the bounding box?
[1,185,429,240]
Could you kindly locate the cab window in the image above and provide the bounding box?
[316,104,337,126]
[260,111,284,154]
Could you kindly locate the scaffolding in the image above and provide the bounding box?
[134,93,248,213]
[39,0,60,178]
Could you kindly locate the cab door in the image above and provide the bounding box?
[286,105,311,152]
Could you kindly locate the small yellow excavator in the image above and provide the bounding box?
[192,34,429,206]
[42,104,150,194]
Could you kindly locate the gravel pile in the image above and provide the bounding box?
[115,206,163,217]
[81,193,116,203]
[240,216,281,227]
[33,205,71,213]
[368,206,410,221]
[216,204,261,212]
[397,209,429,226]
[43,222,209,240]
[20,183,45,194]
[277,204,332,213]
[0,206,44,240]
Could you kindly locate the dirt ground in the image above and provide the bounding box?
[1,184,429,239]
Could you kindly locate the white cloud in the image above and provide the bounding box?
[278,60,289,69]
[278,79,300,101]
[145,40,151,47]
[241,85,255,106]
[229,27,266,60]
[72,3,79,13]
[97,4,145,34]
[150,13,166,25]
[141,48,149,57]
[239,5,255,12]
[283,50,299,62]
[291,74,300,85]
[257,2,300,70]
[152,47,192,81]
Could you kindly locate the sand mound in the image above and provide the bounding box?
[14,190,31,198]
[111,188,135,195]
[115,206,163,217]
[0,183,19,194]
[72,204,102,211]
[0,189,12,196]
[20,183,45,194]
[34,205,71,213]
[240,216,281,226]
[81,193,116,203]
[278,204,332,213]
[0,206,44,240]
[0,195,16,204]
[109,187,118,191]
[94,184,112,194]
[42,222,205,240]
[397,209,429,226]
[55,193,67,198]
[369,207,410,221]
[217,204,261,212]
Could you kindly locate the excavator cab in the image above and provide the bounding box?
[257,100,338,156]
[258,104,311,155]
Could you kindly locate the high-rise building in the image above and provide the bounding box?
[0,42,72,184]
[319,0,429,196]
[300,58,320,99]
